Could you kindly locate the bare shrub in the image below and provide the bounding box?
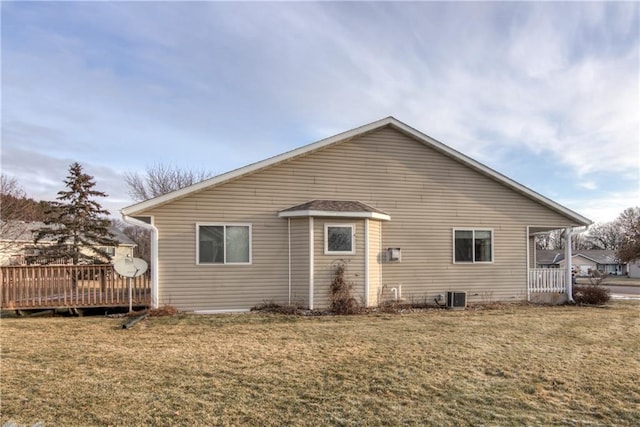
[330,261,360,315]
[573,285,611,305]
[148,305,180,317]
[251,301,299,315]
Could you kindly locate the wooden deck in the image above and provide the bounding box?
[1,264,151,310]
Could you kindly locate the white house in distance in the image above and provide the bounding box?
[122,117,591,312]
[628,261,640,278]
[536,250,627,276]
[0,220,136,266]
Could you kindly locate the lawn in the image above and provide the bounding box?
[2,302,639,426]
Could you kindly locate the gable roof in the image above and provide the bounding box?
[537,250,622,265]
[121,116,592,226]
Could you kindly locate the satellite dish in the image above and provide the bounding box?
[114,257,148,278]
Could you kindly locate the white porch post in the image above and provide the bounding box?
[565,228,574,303]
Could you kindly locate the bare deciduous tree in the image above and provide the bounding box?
[587,222,622,250]
[616,207,640,263]
[124,163,214,202]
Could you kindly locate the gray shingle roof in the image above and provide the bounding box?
[279,200,389,215]
[0,220,135,246]
[536,249,622,265]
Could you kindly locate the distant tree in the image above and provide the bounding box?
[124,163,213,202]
[587,222,622,250]
[535,230,564,250]
[0,174,51,222]
[535,228,592,251]
[1,175,53,256]
[616,207,640,263]
[35,163,118,264]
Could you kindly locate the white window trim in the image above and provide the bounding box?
[452,228,494,264]
[196,223,252,265]
[324,223,356,255]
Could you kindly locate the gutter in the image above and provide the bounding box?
[121,214,159,309]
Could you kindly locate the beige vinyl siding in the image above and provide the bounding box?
[289,217,310,307]
[367,219,382,306]
[529,236,536,268]
[143,126,582,311]
[312,219,365,309]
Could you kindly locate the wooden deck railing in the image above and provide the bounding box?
[0,264,151,309]
[529,268,566,293]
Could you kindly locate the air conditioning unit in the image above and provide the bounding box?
[446,291,467,309]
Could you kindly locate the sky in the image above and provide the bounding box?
[1,1,639,224]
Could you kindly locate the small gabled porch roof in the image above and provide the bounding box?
[278,200,391,221]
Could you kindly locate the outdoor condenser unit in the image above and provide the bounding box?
[446,291,467,309]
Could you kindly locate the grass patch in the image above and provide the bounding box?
[2,302,639,425]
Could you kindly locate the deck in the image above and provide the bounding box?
[0,264,151,310]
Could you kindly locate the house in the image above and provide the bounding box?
[536,249,627,276]
[629,260,640,278]
[0,220,136,266]
[121,117,591,312]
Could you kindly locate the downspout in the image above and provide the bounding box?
[364,219,370,307]
[379,224,383,307]
[565,226,588,304]
[287,218,291,305]
[565,227,573,303]
[121,214,159,309]
[526,226,530,302]
[309,217,314,310]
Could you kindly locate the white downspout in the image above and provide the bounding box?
[287,218,291,305]
[379,224,383,307]
[309,217,314,310]
[565,227,573,303]
[564,226,589,303]
[364,219,370,307]
[526,226,531,302]
[122,214,159,309]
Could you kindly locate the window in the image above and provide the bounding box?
[197,224,251,264]
[98,246,116,257]
[454,229,493,263]
[325,224,355,255]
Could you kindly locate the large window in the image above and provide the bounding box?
[454,229,493,263]
[325,224,355,255]
[197,224,251,264]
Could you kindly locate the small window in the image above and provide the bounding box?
[454,229,493,263]
[325,224,355,255]
[98,246,116,257]
[197,224,251,264]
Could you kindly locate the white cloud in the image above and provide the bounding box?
[1,1,638,221]
[565,189,640,224]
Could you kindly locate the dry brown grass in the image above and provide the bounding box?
[2,302,639,426]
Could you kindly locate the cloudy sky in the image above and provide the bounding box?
[2,1,638,223]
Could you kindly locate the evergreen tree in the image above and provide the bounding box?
[35,162,118,264]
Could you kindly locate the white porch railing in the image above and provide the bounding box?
[529,268,567,293]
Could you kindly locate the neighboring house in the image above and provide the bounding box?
[121,117,591,312]
[629,260,640,278]
[536,249,627,276]
[0,220,136,266]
